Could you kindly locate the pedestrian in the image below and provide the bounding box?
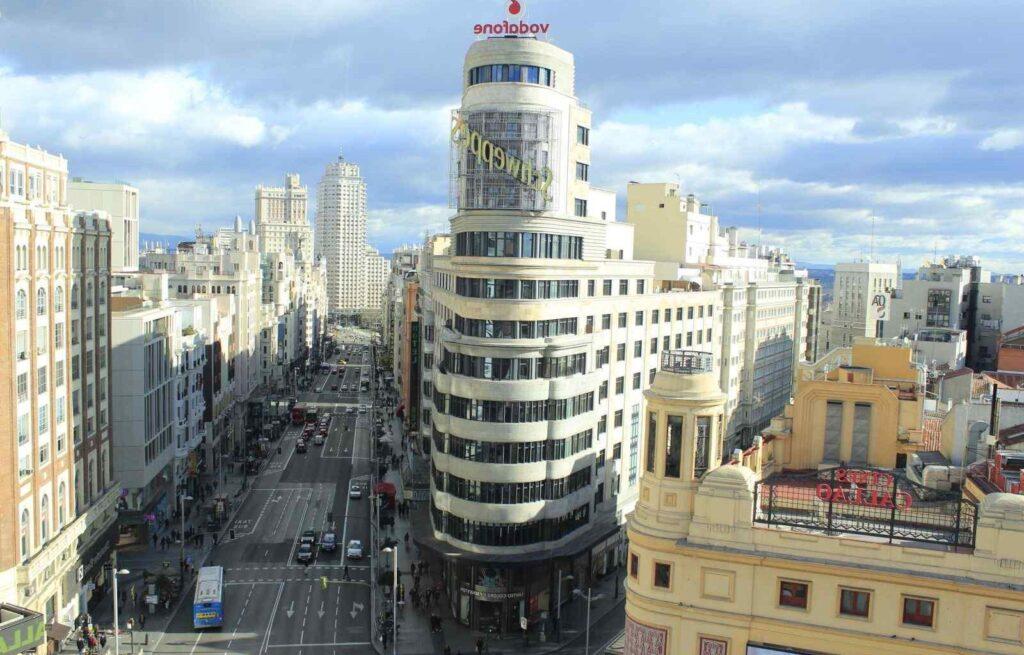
[343,565,350,581]
[76,636,84,654]
[152,533,158,548]
[476,637,485,654]
[138,612,146,629]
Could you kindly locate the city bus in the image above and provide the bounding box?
[193,565,224,629]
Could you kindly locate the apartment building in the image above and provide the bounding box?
[826,261,899,350]
[363,245,389,317]
[68,179,140,273]
[255,173,313,263]
[0,130,118,642]
[381,244,422,374]
[625,182,821,449]
[624,340,1024,655]
[141,226,263,473]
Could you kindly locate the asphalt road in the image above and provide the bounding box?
[150,345,375,655]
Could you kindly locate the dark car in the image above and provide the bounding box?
[300,530,317,546]
[296,440,307,453]
[331,384,339,391]
[321,531,337,552]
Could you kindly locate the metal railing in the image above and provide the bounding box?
[660,350,714,374]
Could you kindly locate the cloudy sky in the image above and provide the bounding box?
[1,0,1021,269]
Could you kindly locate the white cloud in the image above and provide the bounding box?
[0,67,283,151]
[979,128,1024,151]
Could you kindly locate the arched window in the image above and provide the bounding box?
[36,288,47,315]
[57,483,66,529]
[40,496,49,542]
[20,509,30,562]
[54,286,64,313]
[15,289,27,319]
[71,284,79,310]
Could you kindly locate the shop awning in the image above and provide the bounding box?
[46,623,72,643]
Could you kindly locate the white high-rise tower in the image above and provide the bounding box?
[314,155,367,313]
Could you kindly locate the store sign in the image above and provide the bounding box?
[624,616,667,655]
[815,468,913,509]
[0,611,45,655]
[451,113,554,202]
[459,585,523,601]
[474,1,550,35]
[870,293,890,321]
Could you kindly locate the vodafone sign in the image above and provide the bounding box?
[474,1,550,35]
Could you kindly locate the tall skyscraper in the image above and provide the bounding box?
[255,173,313,262]
[314,156,367,314]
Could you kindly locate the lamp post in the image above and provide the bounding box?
[111,568,129,655]
[179,494,194,567]
[555,571,573,641]
[381,546,398,655]
[573,588,604,655]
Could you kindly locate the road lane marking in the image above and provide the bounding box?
[266,643,371,649]
[258,582,285,655]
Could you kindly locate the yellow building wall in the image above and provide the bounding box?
[625,183,686,263]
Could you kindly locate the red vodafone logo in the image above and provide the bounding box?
[474,0,549,35]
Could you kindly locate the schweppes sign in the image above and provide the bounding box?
[451,113,554,203]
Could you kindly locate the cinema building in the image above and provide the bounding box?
[624,340,1024,655]
[410,31,756,634]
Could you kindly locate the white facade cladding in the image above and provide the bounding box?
[416,35,728,633]
[256,173,313,263]
[314,156,367,313]
[69,179,140,273]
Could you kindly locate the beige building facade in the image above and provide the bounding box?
[0,130,119,646]
[625,341,1024,655]
[68,179,139,273]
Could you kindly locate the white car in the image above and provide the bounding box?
[349,483,363,499]
[346,539,364,559]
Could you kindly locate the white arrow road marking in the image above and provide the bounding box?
[285,600,295,619]
[318,601,325,619]
[349,601,364,619]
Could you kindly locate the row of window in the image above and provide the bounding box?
[431,501,589,546]
[454,277,579,300]
[433,427,593,463]
[440,349,586,380]
[435,391,594,423]
[435,466,592,504]
[453,315,577,339]
[467,64,555,87]
[455,231,583,260]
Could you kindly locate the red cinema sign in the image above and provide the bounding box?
[815,468,914,509]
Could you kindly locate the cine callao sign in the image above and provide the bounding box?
[451,113,554,202]
[815,468,913,509]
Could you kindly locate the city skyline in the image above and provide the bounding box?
[0,1,1022,269]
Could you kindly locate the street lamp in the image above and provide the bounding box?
[381,546,398,655]
[555,571,574,641]
[179,494,194,568]
[111,568,129,655]
[573,587,604,655]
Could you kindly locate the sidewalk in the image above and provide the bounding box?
[372,387,623,655]
[63,456,266,653]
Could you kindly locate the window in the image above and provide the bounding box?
[646,412,657,472]
[779,581,809,609]
[37,366,47,394]
[614,409,623,427]
[54,323,64,349]
[635,311,644,326]
[615,377,624,394]
[54,286,64,312]
[617,343,626,360]
[619,279,628,295]
[16,289,27,319]
[630,553,639,578]
[638,280,646,294]
[902,597,934,627]
[650,337,658,354]
[577,125,590,145]
[17,373,28,403]
[574,198,587,217]
[632,372,641,390]
[840,588,871,618]
[36,288,47,315]
[575,162,589,181]
[603,279,612,296]
[599,381,608,401]
[587,280,595,297]
[602,314,611,330]
[664,415,683,477]
[618,312,627,328]
[58,482,66,528]
[20,509,30,562]
[653,563,671,589]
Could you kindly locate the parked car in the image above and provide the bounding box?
[346,539,364,559]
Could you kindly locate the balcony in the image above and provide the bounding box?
[660,350,714,374]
